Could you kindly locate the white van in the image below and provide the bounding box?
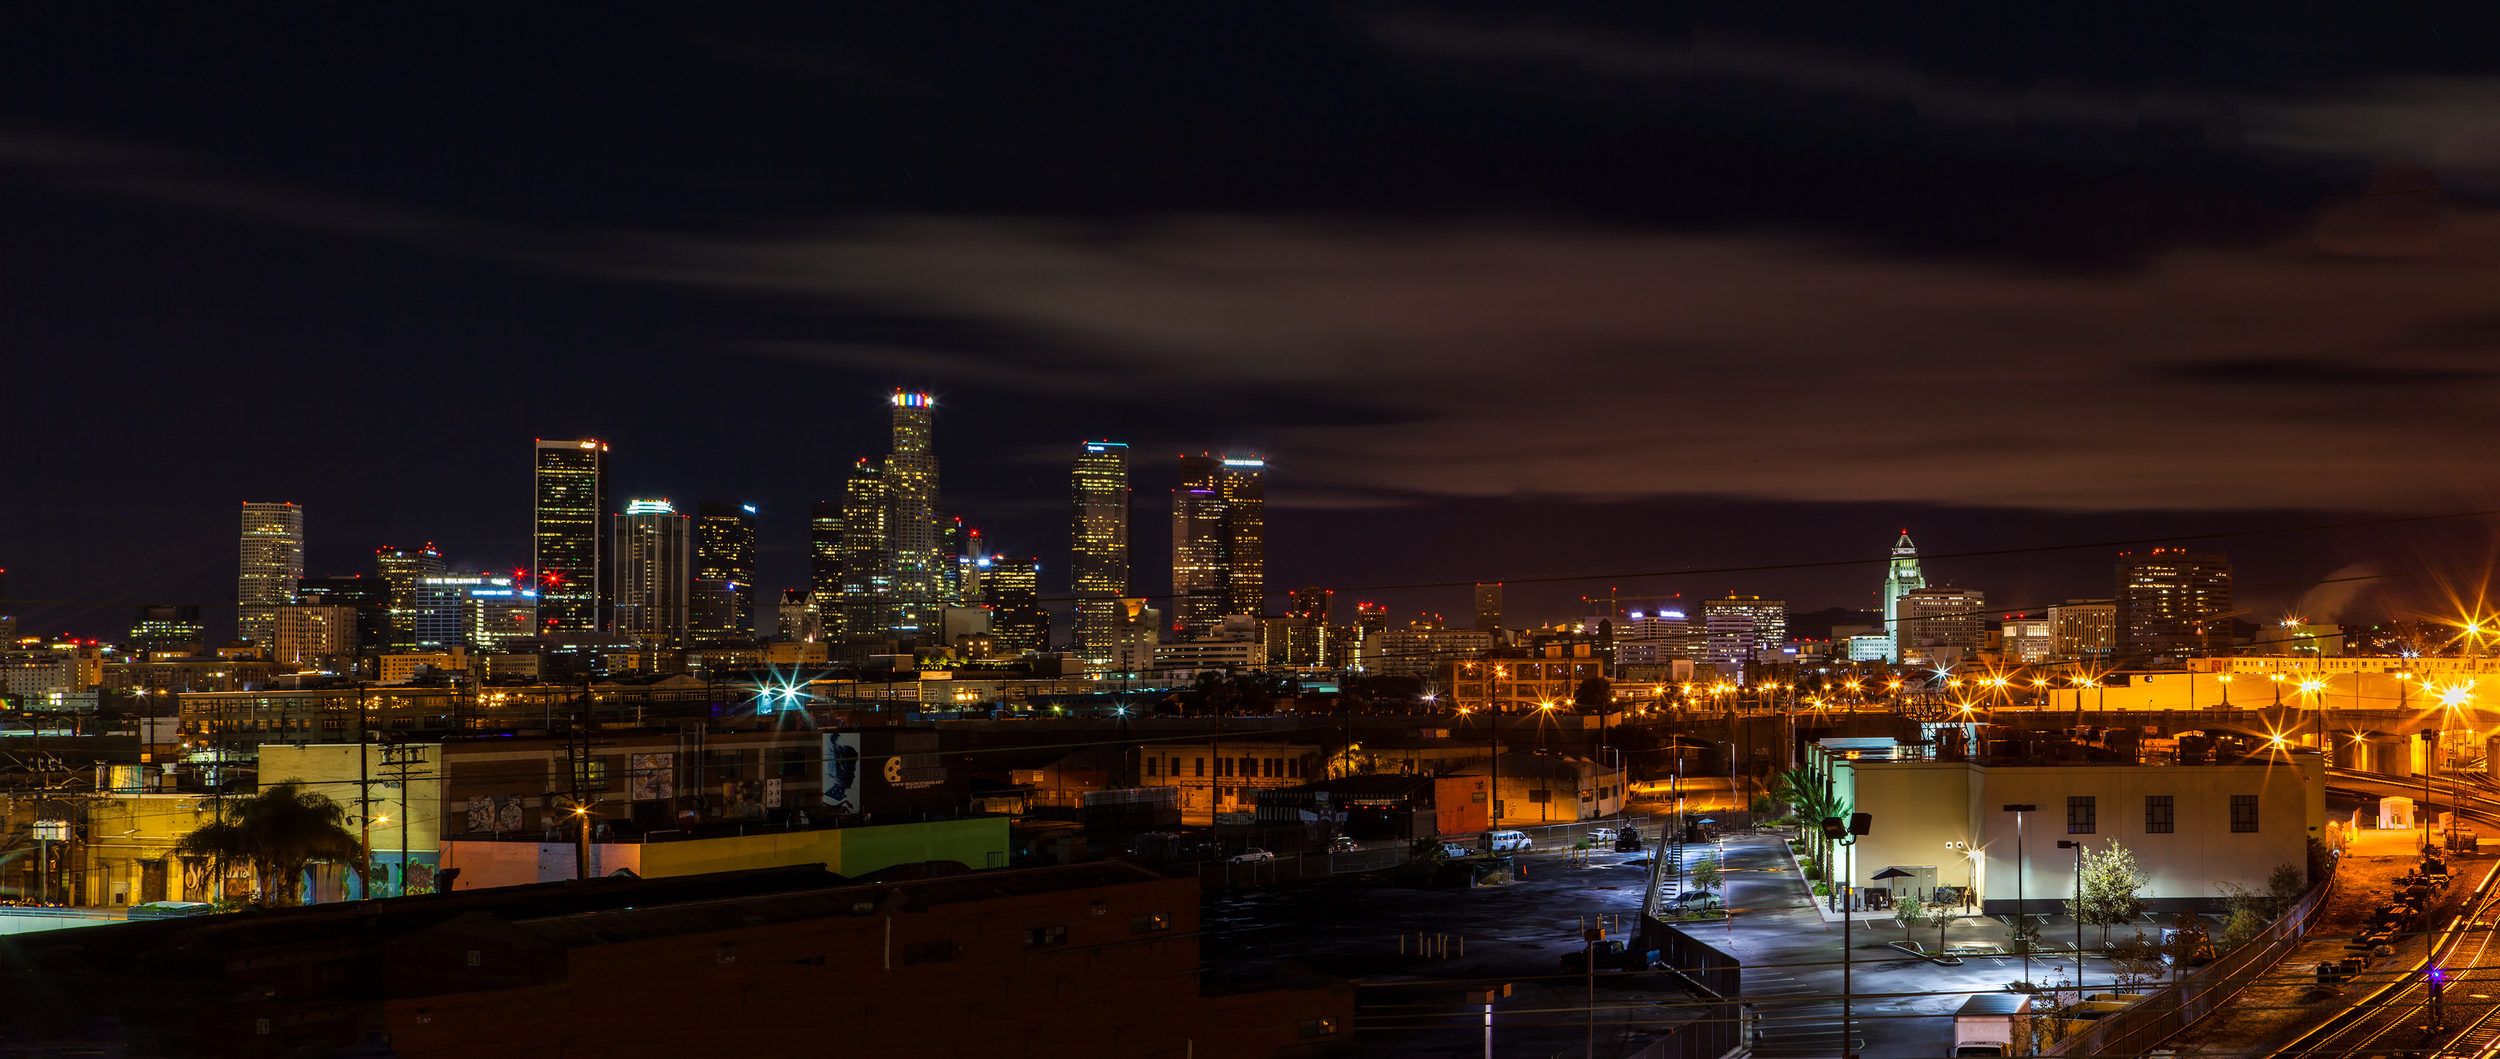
[1482,830,1534,852]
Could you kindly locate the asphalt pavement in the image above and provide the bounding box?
[1201,846,1679,1059]
[1702,832,2102,1059]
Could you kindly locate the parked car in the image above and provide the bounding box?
[1481,830,1534,852]
[1439,842,1473,860]
[1613,826,1644,852]
[1588,827,1618,845]
[1229,848,1276,864]
[1325,835,1361,853]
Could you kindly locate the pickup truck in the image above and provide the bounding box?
[1560,939,1660,973]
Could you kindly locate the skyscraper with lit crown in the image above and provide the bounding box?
[534,439,608,633]
[1879,530,1925,664]
[614,499,692,648]
[884,391,941,638]
[1220,456,1266,618]
[238,502,304,649]
[1071,441,1130,668]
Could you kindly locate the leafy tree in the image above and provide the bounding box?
[1692,855,1723,907]
[1893,891,1931,935]
[2107,929,2165,991]
[1927,890,1960,951]
[2000,913,2047,955]
[176,780,366,907]
[2160,910,2212,977]
[2214,882,2269,948]
[2266,861,2308,915]
[1410,836,1450,865]
[2067,841,2151,946]
[1573,677,1613,711]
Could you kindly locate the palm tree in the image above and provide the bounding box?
[178,780,366,907]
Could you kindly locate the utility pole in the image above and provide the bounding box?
[383,740,423,896]
[2005,804,2037,986]
[357,681,371,899]
[574,673,592,881]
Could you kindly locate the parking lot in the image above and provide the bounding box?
[1201,843,1680,1058]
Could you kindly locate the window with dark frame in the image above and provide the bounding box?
[901,940,956,965]
[2230,795,2259,832]
[2145,795,2174,833]
[1024,925,1067,947]
[2067,795,2096,834]
[1130,913,1169,934]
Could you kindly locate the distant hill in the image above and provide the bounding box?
[1788,606,1882,642]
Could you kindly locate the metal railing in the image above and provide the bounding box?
[2039,869,2343,1056]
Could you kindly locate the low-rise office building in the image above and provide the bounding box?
[1446,752,1627,825]
[1807,738,2323,913]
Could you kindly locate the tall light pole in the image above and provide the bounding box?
[1823,812,1871,1059]
[2004,804,2037,985]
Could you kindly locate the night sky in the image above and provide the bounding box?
[9,5,2500,641]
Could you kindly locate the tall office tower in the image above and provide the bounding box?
[534,439,609,633]
[1171,455,1230,638]
[1700,594,1788,671]
[1879,531,1925,664]
[942,517,967,604]
[1289,586,1332,621]
[1474,583,1504,640]
[776,588,823,643]
[1220,457,1266,617]
[238,502,305,648]
[1895,586,1986,666]
[808,500,843,616]
[613,500,693,648]
[884,391,942,637]
[1071,440,1131,669]
[296,576,390,652]
[129,605,205,656]
[414,573,538,651]
[958,527,987,602]
[2115,550,2232,664]
[987,556,1047,655]
[2047,600,2117,659]
[374,543,446,648]
[693,501,758,641]
[838,459,892,638]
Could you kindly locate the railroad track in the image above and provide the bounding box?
[2283,860,2500,1058]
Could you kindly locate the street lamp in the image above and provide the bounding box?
[1821,811,1872,1059]
[2004,804,2038,986]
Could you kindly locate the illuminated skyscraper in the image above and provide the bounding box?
[1896,585,1986,666]
[885,391,941,637]
[2115,550,2232,664]
[694,501,757,640]
[375,543,445,648]
[238,501,304,649]
[1171,455,1229,638]
[414,573,539,650]
[1169,452,1269,638]
[533,439,609,632]
[1289,586,1331,621]
[1474,582,1503,640]
[1878,530,1925,664]
[613,499,692,648]
[1701,594,1787,671]
[130,604,205,656]
[1220,457,1266,618]
[987,556,1047,655]
[808,500,843,616]
[1071,440,1131,669]
[838,459,891,637]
